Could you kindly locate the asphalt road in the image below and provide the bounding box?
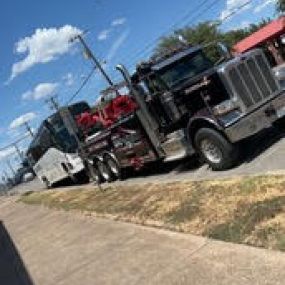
[119,125,285,184]
[10,125,285,194]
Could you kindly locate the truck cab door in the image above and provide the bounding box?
[141,76,173,129]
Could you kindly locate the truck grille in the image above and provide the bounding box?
[226,51,279,109]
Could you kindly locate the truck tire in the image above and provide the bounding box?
[42,177,51,189]
[70,174,79,184]
[105,155,122,180]
[97,160,113,183]
[83,161,102,184]
[194,128,239,171]
[90,166,103,184]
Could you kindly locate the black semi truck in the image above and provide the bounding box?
[81,43,285,183]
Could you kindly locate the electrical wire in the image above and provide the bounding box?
[0,133,31,152]
[219,0,253,22]
[112,0,254,69]
[117,0,221,67]
[66,66,97,105]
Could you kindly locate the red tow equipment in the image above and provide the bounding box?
[76,95,137,134]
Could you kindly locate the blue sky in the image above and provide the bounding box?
[0,0,278,176]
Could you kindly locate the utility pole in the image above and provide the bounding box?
[2,170,10,193]
[50,97,104,190]
[45,96,60,111]
[3,170,9,182]
[23,121,34,138]
[13,143,24,164]
[70,34,116,88]
[6,160,16,177]
[45,97,104,190]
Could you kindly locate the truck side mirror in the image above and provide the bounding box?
[217,42,231,59]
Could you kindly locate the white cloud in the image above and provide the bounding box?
[9,112,37,129]
[97,17,127,42]
[220,0,252,20]
[254,0,276,13]
[9,25,82,81]
[0,147,15,160]
[22,82,58,101]
[111,17,126,27]
[97,29,111,41]
[232,20,251,30]
[63,73,74,86]
[106,29,130,62]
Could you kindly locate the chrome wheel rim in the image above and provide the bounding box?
[200,139,222,164]
[93,170,100,182]
[98,163,110,180]
[107,159,119,176]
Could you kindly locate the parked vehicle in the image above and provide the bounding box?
[27,102,90,188]
[22,172,34,183]
[80,43,285,183]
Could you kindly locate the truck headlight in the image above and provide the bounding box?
[213,99,238,116]
[273,67,285,80]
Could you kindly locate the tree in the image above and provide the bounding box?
[154,21,223,57]
[277,0,285,13]
[154,19,272,58]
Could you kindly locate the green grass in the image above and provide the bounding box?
[19,175,285,251]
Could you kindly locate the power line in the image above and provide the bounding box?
[71,34,115,86]
[219,0,253,22]
[66,66,97,105]
[65,34,118,104]
[111,0,254,70]
[53,0,255,107]
[0,133,30,152]
[22,121,34,138]
[63,0,226,101]
[182,0,222,27]
[116,0,223,67]
[45,95,60,111]
[6,159,16,176]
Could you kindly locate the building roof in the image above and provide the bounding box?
[233,17,285,53]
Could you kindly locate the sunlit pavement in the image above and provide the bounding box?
[1,197,285,285]
[113,126,285,185]
[9,126,285,194]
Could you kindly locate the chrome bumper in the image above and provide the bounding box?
[225,92,285,142]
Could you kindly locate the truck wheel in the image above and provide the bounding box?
[97,160,113,183]
[83,161,102,184]
[194,128,239,171]
[69,174,79,184]
[42,177,51,189]
[90,166,103,184]
[105,155,122,180]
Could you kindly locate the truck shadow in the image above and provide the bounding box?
[53,171,90,188]
[136,125,285,177]
[52,126,285,186]
[0,221,34,285]
[241,126,285,164]
[128,155,202,178]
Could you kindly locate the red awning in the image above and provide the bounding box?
[233,17,285,53]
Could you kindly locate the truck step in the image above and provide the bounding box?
[161,130,191,161]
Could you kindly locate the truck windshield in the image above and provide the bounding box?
[158,51,213,88]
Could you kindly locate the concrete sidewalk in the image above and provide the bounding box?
[1,198,285,285]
